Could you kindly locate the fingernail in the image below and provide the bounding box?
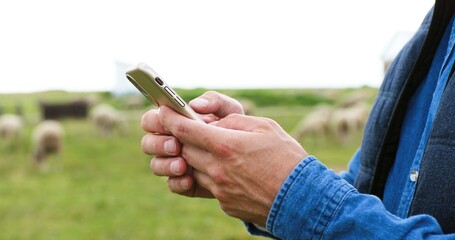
[164,139,177,154]
[190,98,209,108]
[170,160,180,174]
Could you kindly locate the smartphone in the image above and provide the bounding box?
[125,63,203,122]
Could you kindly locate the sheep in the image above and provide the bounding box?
[291,105,333,143]
[31,120,64,165]
[330,102,371,143]
[123,95,145,110]
[339,90,373,108]
[90,104,127,136]
[0,114,23,141]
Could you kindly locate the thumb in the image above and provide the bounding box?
[189,91,244,117]
[215,114,274,133]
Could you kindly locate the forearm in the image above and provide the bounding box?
[254,156,451,239]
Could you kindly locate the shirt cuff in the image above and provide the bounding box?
[266,155,355,239]
[244,222,278,239]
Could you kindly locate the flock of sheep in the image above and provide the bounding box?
[0,114,64,167]
[291,101,371,144]
[1,90,373,170]
[238,91,372,144]
[0,102,127,169]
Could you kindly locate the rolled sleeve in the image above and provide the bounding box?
[266,156,354,239]
[261,156,448,239]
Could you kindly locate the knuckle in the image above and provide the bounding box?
[167,177,190,194]
[229,100,244,113]
[207,91,222,106]
[204,90,224,104]
[226,113,242,120]
[257,117,279,130]
[150,160,160,175]
[150,157,164,176]
[198,91,219,104]
[141,135,146,147]
[141,109,158,131]
[149,158,155,172]
[208,166,230,186]
[167,178,181,193]
[141,135,151,153]
[211,171,227,186]
[210,141,236,159]
[141,134,160,155]
[213,144,231,158]
[140,112,150,130]
[204,90,219,98]
[262,117,276,126]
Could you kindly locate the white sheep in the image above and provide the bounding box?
[339,90,373,108]
[330,102,370,143]
[0,114,23,141]
[90,104,127,136]
[291,106,333,143]
[32,120,64,165]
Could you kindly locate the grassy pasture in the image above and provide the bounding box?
[0,88,376,239]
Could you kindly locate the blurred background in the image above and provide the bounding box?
[0,0,434,239]
[0,0,433,93]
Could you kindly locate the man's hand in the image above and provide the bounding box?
[141,91,244,198]
[157,105,309,226]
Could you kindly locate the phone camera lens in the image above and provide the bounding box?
[155,77,164,86]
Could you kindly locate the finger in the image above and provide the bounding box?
[180,142,212,173]
[200,114,221,124]
[189,91,244,117]
[215,113,273,133]
[159,106,241,153]
[150,156,188,176]
[141,108,171,134]
[167,175,194,194]
[167,173,215,198]
[192,169,216,194]
[141,133,181,156]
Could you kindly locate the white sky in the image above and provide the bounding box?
[0,0,435,93]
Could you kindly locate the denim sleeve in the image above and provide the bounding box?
[259,156,453,239]
[338,148,361,185]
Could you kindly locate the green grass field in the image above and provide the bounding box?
[0,89,374,239]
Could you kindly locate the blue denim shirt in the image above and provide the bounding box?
[251,155,453,239]
[246,3,455,239]
[382,15,455,218]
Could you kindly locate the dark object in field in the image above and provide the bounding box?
[39,100,89,120]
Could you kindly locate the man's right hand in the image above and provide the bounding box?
[141,91,245,198]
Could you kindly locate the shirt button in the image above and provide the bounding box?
[410,170,419,182]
